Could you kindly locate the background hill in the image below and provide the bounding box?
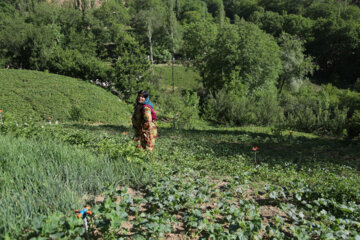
[0,69,131,125]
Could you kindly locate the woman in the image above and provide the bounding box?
[132,90,158,151]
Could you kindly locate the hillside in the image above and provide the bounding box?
[154,64,202,91]
[0,69,131,125]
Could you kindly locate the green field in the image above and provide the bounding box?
[154,64,202,91]
[0,69,131,124]
[0,70,359,239]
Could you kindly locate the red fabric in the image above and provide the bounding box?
[142,104,157,121]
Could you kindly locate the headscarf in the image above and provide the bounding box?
[142,96,154,109]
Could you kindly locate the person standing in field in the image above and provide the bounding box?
[132,90,158,151]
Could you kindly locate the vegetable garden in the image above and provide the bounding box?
[1,119,359,239]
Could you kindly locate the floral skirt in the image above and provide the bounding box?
[140,121,158,151]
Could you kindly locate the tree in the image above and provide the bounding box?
[307,16,360,86]
[203,0,225,27]
[217,0,225,28]
[163,0,182,55]
[182,19,218,74]
[223,0,259,20]
[277,32,315,93]
[113,35,151,100]
[91,0,131,58]
[0,4,61,70]
[249,9,285,36]
[132,0,166,66]
[177,0,210,23]
[202,21,282,95]
[282,13,314,42]
[92,0,130,27]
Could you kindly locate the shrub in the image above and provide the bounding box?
[280,84,348,136]
[48,48,112,82]
[204,88,250,125]
[203,87,282,126]
[346,110,360,139]
[69,105,83,121]
[158,90,200,129]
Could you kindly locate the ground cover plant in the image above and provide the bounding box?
[1,117,359,239]
[0,69,131,124]
[154,65,202,91]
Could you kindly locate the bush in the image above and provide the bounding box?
[69,105,83,121]
[158,90,200,129]
[204,88,250,125]
[203,87,282,126]
[280,84,348,136]
[48,48,112,82]
[347,110,360,139]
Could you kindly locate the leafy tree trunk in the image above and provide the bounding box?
[218,0,225,28]
[147,28,153,65]
[147,26,154,80]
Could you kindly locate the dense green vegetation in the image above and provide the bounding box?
[0,68,358,239]
[0,69,131,124]
[154,64,202,91]
[1,0,359,137]
[1,115,359,239]
[0,0,360,238]
[0,133,152,236]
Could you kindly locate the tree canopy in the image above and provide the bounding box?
[0,0,359,98]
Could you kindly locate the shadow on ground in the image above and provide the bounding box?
[69,123,360,170]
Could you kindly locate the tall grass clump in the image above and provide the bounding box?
[0,134,151,238]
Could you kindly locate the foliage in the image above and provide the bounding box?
[306,15,360,87]
[347,110,360,139]
[1,0,360,91]
[113,37,152,101]
[158,90,200,129]
[280,84,349,136]
[131,0,166,65]
[202,21,282,95]
[48,48,112,82]
[223,0,260,20]
[92,0,130,27]
[204,86,282,126]
[182,19,218,70]
[0,130,154,238]
[154,64,202,91]
[249,8,285,36]
[277,32,316,93]
[1,1,360,238]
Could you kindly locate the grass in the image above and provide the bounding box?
[0,69,131,124]
[0,132,154,237]
[1,113,360,238]
[154,64,202,91]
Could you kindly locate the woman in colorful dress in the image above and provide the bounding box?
[132,90,158,151]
